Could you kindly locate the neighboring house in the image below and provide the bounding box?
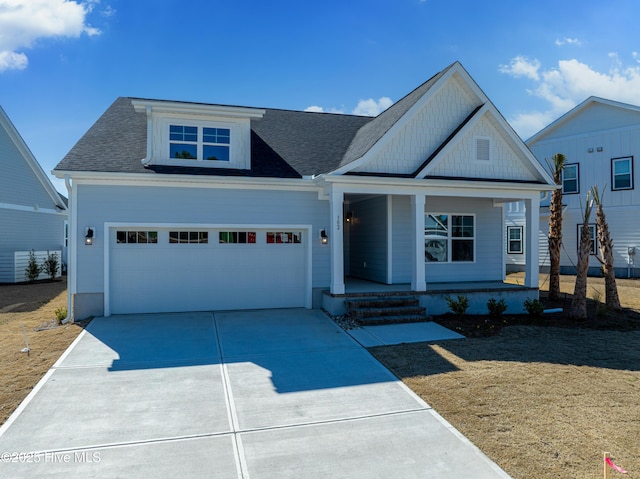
[506,97,640,278]
[0,106,68,283]
[53,62,555,320]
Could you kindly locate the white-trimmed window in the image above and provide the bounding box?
[577,224,597,255]
[475,137,491,162]
[612,156,634,191]
[562,163,579,194]
[116,231,158,244]
[507,226,523,254]
[425,214,475,262]
[169,124,230,161]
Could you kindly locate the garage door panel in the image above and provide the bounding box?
[110,228,306,314]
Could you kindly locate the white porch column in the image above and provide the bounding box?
[411,193,427,291]
[524,195,540,288]
[329,188,345,294]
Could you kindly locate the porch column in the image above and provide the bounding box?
[329,189,345,294]
[524,195,540,288]
[411,193,427,291]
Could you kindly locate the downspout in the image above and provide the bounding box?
[61,174,74,324]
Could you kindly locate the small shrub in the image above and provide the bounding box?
[523,298,544,317]
[592,290,609,317]
[445,295,469,316]
[487,298,507,317]
[25,250,42,282]
[43,251,59,280]
[55,306,67,324]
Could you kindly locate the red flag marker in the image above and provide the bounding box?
[605,457,628,474]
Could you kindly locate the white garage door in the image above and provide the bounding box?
[109,228,307,314]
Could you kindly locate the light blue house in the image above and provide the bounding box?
[54,62,555,320]
[0,106,68,283]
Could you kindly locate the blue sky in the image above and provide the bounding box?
[2,0,640,194]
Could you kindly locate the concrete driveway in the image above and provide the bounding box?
[0,309,510,478]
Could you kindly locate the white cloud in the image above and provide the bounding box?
[352,97,393,116]
[0,50,27,70]
[500,54,640,138]
[498,56,540,81]
[555,37,582,47]
[0,0,102,72]
[305,96,392,117]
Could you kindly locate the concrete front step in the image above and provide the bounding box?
[346,297,427,325]
[349,306,426,318]
[346,297,419,309]
[357,314,430,326]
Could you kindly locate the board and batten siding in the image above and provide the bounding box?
[526,120,640,275]
[73,184,330,294]
[425,197,504,283]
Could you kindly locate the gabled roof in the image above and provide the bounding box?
[526,96,640,145]
[0,105,67,210]
[55,97,372,178]
[338,64,455,169]
[54,61,552,187]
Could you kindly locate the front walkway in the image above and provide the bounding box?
[0,310,510,478]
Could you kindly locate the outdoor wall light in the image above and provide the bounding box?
[320,229,328,245]
[85,227,95,246]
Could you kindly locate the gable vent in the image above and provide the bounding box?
[476,138,490,161]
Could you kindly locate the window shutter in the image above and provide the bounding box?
[476,138,490,161]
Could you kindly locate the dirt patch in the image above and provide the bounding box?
[369,274,640,479]
[0,280,88,426]
[0,279,67,313]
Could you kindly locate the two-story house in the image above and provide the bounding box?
[506,97,639,278]
[54,62,555,321]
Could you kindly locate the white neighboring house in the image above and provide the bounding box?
[506,97,640,278]
[0,106,68,283]
[53,62,555,320]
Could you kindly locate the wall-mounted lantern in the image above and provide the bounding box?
[85,227,95,246]
[320,229,328,245]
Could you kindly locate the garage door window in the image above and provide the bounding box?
[116,231,158,244]
[266,232,302,244]
[169,231,209,244]
[219,231,256,244]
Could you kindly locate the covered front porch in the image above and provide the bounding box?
[322,276,538,316]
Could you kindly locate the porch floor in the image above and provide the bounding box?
[341,276,530,296]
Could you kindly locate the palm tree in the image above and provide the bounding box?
[569,191,594,320]
[548,153,566,300]
[591,185,621,310]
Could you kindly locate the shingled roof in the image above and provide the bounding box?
[55,64,454,178]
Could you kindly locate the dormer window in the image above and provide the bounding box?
[132,99,264,170]
[169,125,230,161]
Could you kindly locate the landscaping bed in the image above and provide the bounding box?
[369,274,640,479]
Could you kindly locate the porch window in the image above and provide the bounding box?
[507,226,523,254]
[425,214,475,262]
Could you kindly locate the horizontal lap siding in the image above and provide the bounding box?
[75,184,329,294]
[0,126,55,207]
[425,197,503,282]
[0,208,66,282]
